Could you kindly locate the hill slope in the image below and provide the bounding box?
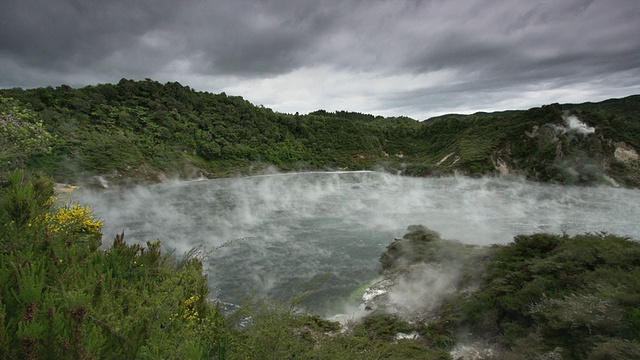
[1,80,638,186]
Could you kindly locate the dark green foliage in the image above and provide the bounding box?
[375,226,640,359]
[0,97,54,177]
[0,170,53,229]
[587,339,640,360]
[1,81,401,182]
[2,80,638,185]
[562,95,640,149]
[380,225,487,273]
[381,225,443,270]
[354,313,413,341]
[301,314,341,333]
[454,232,640,359]
[223,296,452,359]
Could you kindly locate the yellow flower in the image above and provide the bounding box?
[182,295,201,321]
[38,203,104,236]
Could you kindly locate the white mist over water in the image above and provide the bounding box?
[77,172,640,315]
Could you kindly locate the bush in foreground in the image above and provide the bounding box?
[0,171,227,359]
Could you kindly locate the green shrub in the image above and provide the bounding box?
[457,232,640,359]
[0,172,228,359]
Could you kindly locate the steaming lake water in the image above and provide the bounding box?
[78,171,640,315]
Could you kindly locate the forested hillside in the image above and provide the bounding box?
[1,79,638,186]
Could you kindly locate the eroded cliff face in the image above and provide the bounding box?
[614,142,639,163]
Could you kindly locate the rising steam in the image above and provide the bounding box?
[562,113,595,136]
[76,172,640,315]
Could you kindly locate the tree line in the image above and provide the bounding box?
[1,79,638,186]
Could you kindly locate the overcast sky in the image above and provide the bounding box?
[1,0,640,119]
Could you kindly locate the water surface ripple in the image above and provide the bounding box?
[78,172,640,314]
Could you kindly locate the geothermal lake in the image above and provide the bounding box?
[78,172,640,315]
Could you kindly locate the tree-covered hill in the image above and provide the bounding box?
[1,79,638,186]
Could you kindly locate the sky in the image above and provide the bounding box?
[1,0,640,119]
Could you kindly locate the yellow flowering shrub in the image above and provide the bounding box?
[182,295,201,321]
[41,203,104,237]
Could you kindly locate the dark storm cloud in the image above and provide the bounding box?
[395,1,640,79]
[0,0,338,81]
[0,0,171,70]
[176,1,336,75]
[1,0,640,117]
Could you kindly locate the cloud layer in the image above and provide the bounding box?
[2,0,640,118]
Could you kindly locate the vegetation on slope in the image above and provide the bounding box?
[375,226,640,359]
[456,232,640,359]
[1,79,638,186]
[0,97,54,173]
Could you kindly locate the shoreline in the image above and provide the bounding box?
[53,183,79,204]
